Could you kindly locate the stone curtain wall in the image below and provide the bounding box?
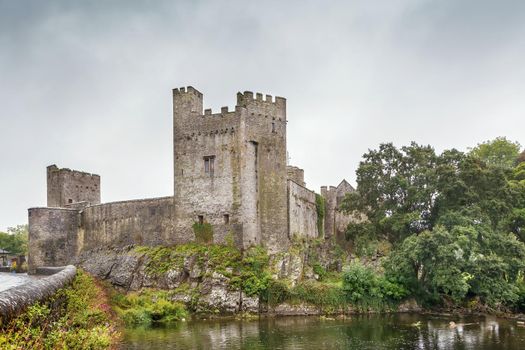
[288,180,318,239]
[0,265,76,323]
[28,208,80,273]
[81,196,174,251]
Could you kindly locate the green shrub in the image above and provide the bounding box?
[264,280,290,306]
[290,281,346,312]
[313,263,328,280]
[342,261,406,311]
[113,289,187,327]
[230,246,272,297]
[121,308,152,326]
[192,222,214,244]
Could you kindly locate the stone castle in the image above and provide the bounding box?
[28,87,354,272]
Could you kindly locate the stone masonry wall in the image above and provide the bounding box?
[173,87,243,246]
[47,165,100,207]
[287,166,305,187]
[238,92,289,253]
[288,180,318,239]
[321,180,355,239]
[28,208,80,273]
[80,196,174,251]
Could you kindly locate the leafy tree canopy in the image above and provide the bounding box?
[341,142,519,243]
[0,224,28,255]
[342,139,525,309]
[469,136,521,169]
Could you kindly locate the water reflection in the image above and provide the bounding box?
[121,314,525,350]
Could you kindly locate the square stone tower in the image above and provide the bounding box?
[172,87,288,252]
[46,165,100,208]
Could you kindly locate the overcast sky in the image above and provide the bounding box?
[1,0,524,231]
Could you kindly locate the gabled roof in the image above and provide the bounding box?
[337,179,355,192]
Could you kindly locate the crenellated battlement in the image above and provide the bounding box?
[172,86,203,98]
[236,91,286,119]
[236,91,286,105]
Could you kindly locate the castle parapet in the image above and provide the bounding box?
[236,91,286,119]
[173,86,203,98]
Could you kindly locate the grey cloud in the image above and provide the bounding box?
[1,0,524,230]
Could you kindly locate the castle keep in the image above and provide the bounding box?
[28,87,353,272]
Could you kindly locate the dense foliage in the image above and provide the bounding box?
[342,261,407,311]
[342,138,525,310]
[111,289,187,326]
[0,270,116,349]
[0,224,28,256]
[469,137,521,169]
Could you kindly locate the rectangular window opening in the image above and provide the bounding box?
[198,215,204,225]
[271,122,276,133]
[68,199,73,204]
[204,156,215,175]
[224,214,230,224]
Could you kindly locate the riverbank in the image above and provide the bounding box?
[0,270,120,349]
[79,242,525,326]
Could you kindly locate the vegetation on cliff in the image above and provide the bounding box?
[0,270,118,349]
[342,138,525,312]
[111,289,187,326]
[134,243,272,299]
[130,240,409,316]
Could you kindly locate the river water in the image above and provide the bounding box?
[120,313,525,349]
[0,272,34,292]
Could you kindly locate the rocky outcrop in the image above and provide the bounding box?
[0,265,77,323]
[76,247,258,315]
[75,246,421,317]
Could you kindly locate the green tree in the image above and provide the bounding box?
[0,224,28,255]
[342,143,519,244]
[341,142,439,242]
[517,150,525,164]
[469,137,521,169]
[384,217,525,307]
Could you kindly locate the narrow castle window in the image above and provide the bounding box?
[271,122,276,133]
[204,156,215,175]
[224,214,230,224]
[198,215,204,225]
[68,199,73,204]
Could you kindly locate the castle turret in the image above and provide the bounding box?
[173,86,203,133]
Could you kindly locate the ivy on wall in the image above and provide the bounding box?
[192,222,213,244]
[315,194,326,237]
